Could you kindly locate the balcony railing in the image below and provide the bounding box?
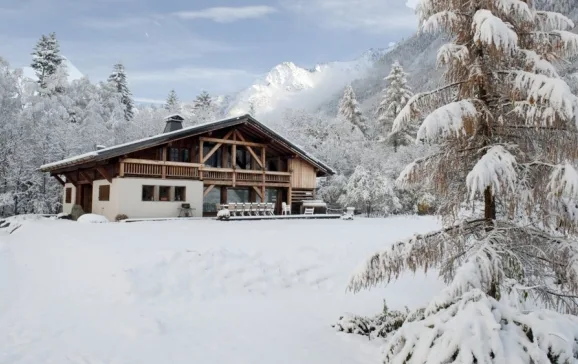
[120,158,291,185]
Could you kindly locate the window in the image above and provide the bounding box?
[169,148,180,162]
[99,185,110,201]
[181,149,190,163]
[159,186,171,201]
[142,185,155,201]
[175,186,186,201]
[65,188,72,204]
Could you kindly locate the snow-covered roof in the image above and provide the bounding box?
[40,114,336,175]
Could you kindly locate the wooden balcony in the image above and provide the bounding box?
[120,158,291,186]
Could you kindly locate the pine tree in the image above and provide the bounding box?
[338,85,369,138]
[31,32,64,89]
[376,61,413,151]
[350,1,578,361]
[194,90,212,109]
[165,89,180,113]
[107,63,134,121]
[190,90,216,125]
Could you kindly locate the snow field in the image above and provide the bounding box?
[0,216,444,364]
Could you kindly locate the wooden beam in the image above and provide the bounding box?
[79,171,93,185]
[162,146,167,162]
[53,174,65,186]
[252,186,263,201]
[203,185,215,197]
[235,131,264,169]
[203,142,223,164]
[65,173,78,187]
[96,166,112,183]
[199,140,204,180]
[200,136,267,149]
[261,147,266,170]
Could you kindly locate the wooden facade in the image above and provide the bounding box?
[41,115,334,217]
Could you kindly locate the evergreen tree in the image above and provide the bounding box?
[194,90,212,109]
[30,32,64,90]
[190,90,216,125]
[107,63,134,121]
[338,85,368,138]
[165,89,180,113]
[350,1,578,361]
[376,61,413,151]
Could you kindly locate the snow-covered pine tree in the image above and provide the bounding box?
[349,1,578,361]
[165,89,180,113]
[376,61,413,151]
[30,32,64,90]
[190,90,217,125]
[338,85,369,139]
[107,63,134,122]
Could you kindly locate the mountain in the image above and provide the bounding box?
[223,48,393,117]
[22,56,84,83]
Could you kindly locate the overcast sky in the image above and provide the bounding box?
[0,0,419,102]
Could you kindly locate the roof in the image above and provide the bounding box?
[40,114,336,175]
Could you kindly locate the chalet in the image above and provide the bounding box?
[40,114,335,220]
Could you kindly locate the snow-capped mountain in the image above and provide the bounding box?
[22,56,84,83]
[224,48,392,117]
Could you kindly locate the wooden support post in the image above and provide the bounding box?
[96,167,112,183]
[288,185,292,209]
[220,187,228,204]
[199,140,204,180]
[232,144,237,169]
[119,161,125,177]
[261,185,266,203]
[162,146,167,161]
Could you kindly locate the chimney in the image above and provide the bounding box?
[163,114,184,133]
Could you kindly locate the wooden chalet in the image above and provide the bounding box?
[40,114,335,220]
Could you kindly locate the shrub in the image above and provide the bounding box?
[115,214,129,222]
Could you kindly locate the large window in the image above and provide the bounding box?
[99,185,110,201]
[181,149,190,163]
[169,148,180,162]
[65,188,72,204]
[142,185,155,201]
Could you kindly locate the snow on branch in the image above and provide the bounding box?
[473,10,518,53]
[547,162,578,199]
[382,289,578,364]
[392,82,464,134]
[535,11,575,32]
[421,11,460,34]
[552,30,578,59]
[437,43,469,66]
[416,100,478,142]
[519,49,558,77]
[508,71,578,126]
[492,0,533,23]
[466,146,517,201]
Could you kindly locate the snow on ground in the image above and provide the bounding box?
[0,216,444,364]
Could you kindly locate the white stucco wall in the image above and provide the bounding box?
[62,183,76,214]
[114,178,203,219]
[92,180,117,221]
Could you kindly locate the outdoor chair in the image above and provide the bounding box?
[266,203,274,216]
[243,203,253,216]
[282,202,291,215]
[304,207,314,215]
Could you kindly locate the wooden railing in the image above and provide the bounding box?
[120,158,291,185]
